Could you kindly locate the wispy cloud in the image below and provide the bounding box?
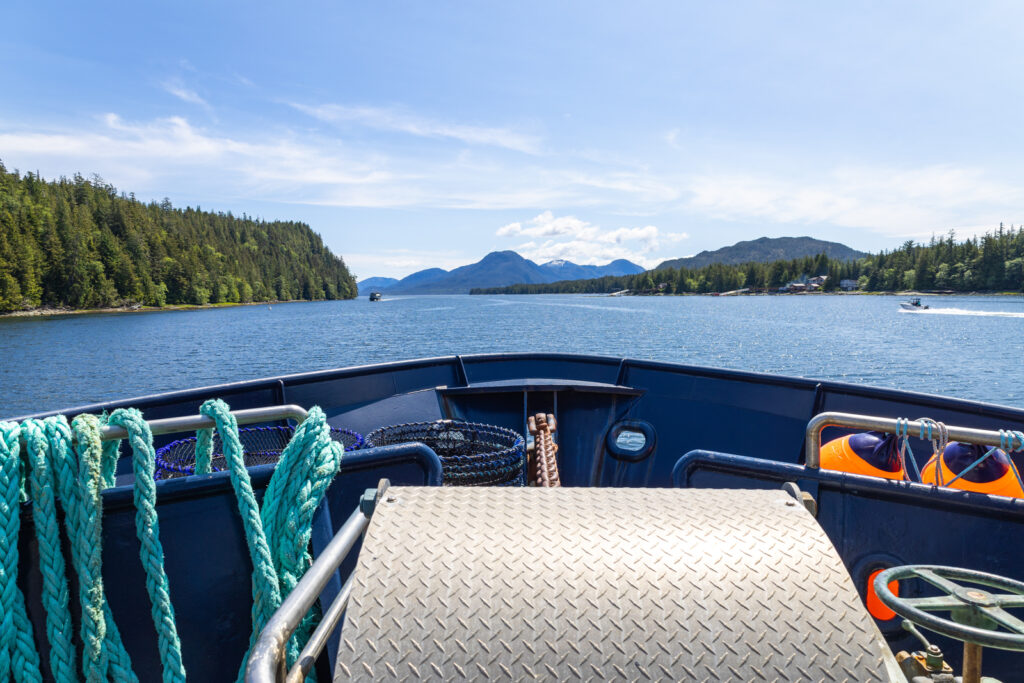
[0,114,395,203]
[162,78,209,107]
[0,114,680,211]
[685,165,1024,238]
[291,103,542,154]
[497,211,687,267]
[3,113,1020,243]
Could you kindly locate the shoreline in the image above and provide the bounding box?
[0,299,347,319]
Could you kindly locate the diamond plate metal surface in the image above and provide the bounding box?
[335,487,899,681]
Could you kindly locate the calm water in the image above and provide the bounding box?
[2,294,1024,418]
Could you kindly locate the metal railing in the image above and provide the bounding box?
[246,489,378,683]
[16,403,309,445]
[97,404,309,442]
[805,411,1018,468]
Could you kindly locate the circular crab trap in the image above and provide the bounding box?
[365,420,525,486]
[155,425,363,480]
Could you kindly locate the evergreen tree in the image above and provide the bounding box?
[0,164,357,312]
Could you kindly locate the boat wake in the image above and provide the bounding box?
[901,307,1024,318]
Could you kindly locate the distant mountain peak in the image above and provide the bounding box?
[358,251,644,294]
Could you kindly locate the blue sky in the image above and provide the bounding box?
[2,2,1023,278]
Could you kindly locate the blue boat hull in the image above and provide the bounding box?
[13,353,1024,679]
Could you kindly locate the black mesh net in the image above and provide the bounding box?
[365,420,525,486]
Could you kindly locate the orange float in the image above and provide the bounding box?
[866,568,899,621]
[921,442,1024,498]
[820,432,905,480]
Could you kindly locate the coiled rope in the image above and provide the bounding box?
[3,401,344,681]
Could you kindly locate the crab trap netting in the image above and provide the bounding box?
[154,425,363,479]
[365,420,525,486]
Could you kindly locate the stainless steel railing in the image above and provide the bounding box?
[805,411,1019,468]
[97,404,309,441]
[246,499,373,683]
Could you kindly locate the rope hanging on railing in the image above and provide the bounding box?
[528,413,561,487]
[2,400,345,682]
[70,414,137,683]
[0,421,42,683]
[106,408,188,683]
[258,404,345,668]
[895,418,923,482]
[915,418,948,485]
[22,418,78,683]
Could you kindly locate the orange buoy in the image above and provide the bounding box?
[866,568,899,620]
[820,432,905,480]
[921,442,1024,498]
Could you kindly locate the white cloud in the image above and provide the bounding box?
[291,103,541,154]
[686,165,1024,239]
[0,114,399,203]
[162,79,209,107]
[496,211,687,268]
[4,112,1019,247]
[0,114,679,212]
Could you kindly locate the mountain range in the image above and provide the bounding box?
[655,236,866,271]
[358,252,644,295]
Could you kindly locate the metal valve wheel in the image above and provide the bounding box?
[874,564,1024,650]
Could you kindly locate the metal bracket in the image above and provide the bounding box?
[782,481,817,516]
[360,479,391,517]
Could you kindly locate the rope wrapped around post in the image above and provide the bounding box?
[528,414,561,487]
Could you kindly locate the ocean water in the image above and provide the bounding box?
[2,293,1023,418]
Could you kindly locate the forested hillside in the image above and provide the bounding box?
[0,164,357,312]
[654,236,865,271]
[472,227,1024,294]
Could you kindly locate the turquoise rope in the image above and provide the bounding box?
[22,418,77,683]
[195,400,344,679]
[106,409,187,683]
[263,407,343,595]
[98,413,119,490]
[70,414,138,683]
[193,428,214,475]
[6,402,346,681]
[43,415,108,683]
[260,406,344,665]
[0,422,43,683]
[197,400,282,643]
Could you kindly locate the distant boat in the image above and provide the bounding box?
[369,292,383,302]
[899,297,928,311]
